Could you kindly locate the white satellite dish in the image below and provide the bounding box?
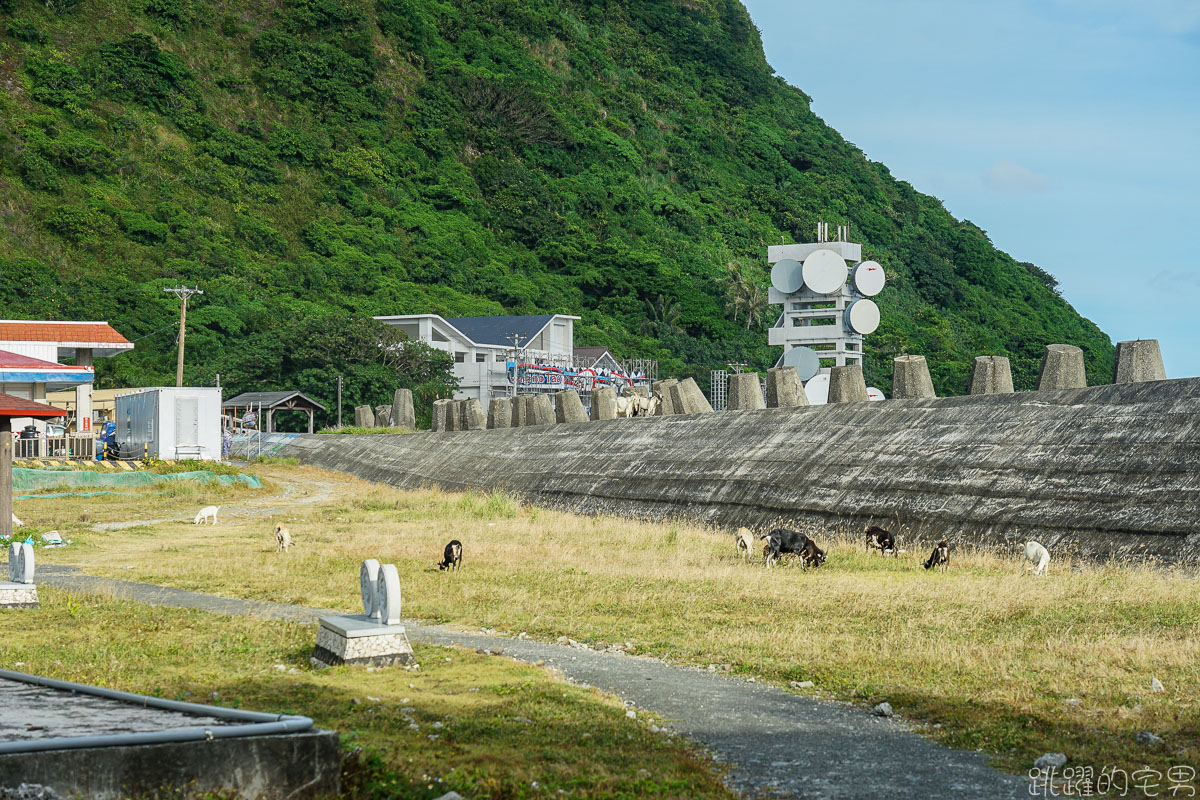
[852,261,886,296]
[801,249,847,295]
[782,346,821,381]
[845,298,880,335]
[866,386,885,401]
[770,258,804,294]
[804,372,830,405]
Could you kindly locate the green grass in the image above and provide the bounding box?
[0,588,733,799]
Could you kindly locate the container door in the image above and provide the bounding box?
[176,397,199,445]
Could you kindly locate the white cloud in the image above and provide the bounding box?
[984,159,1049,192]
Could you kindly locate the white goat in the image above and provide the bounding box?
[734,527,755,561]
[11,514,22,527]
[273,523,293,553]
[1024,541,1051,576]
[615,397,636,418]
[193,505,219,525]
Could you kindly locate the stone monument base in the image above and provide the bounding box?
[0,581,38,609]
[312,615,413,667]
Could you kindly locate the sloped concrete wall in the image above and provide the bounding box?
[278,379,1200,562]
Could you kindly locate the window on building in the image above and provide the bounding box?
[432,330,450,343]
[454,352,466,363]
[495,353,506,362]
[475,353,486,363]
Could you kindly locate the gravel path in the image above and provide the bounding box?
[34,565,1028,799]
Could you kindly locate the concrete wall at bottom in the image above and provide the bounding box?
[0,730,340,800]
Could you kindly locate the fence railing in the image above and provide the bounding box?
[14,435,96,460]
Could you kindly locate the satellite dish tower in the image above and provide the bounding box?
[767,222,888,395]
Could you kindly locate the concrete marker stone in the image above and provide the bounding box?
[430,399,453,432]
[766,366,808,408]
[554,390,588,423]
[354,405,373,428]
[1113,339,1166,384]
[488,397,512,429]
[460,398,487,431]
[969,356,1014,395]
[529,394,555,426]
[827,365,869,404]
[892,355,936,399]
[1037,344,1086,391]
[591,386,617,421]
[728,372,765,410]
[391,389,416,429]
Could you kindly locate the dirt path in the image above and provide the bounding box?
[34,561,1028,799]
[90,469,337,532]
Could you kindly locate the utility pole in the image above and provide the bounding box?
[505,333,526,398]
[337,375,343,428]
[163,286,203,387]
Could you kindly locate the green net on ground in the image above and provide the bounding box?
[13,469,262,492]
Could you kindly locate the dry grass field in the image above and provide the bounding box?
[15,461,1200,785]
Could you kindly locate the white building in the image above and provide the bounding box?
[0,320,134,434]
[374,314,579,405]
[115,387,222,460]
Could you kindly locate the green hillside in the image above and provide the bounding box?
[0,0,1113,419]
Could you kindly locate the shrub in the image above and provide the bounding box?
[8,19,47,44]
[19,150,61,192]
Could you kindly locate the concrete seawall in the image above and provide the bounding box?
[277,379,1200,562]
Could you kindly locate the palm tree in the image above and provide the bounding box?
[725,260,768,330]
[642,294,683,337]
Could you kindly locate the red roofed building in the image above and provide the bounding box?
[0,320,133,434]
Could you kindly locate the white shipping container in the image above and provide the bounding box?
[114,387,221,460]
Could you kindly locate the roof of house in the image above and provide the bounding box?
[0,321,131,346]
[222,391,327,411]
[0,320,133,358]
[0,392,68,419]
[573,346,615,360]
[444,315,559,347]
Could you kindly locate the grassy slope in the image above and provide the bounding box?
[1,591,733,799]
[23,465,1200,784]
[0,0,1112,414]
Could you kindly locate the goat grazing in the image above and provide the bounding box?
[439,539,463,571]
[273,523,293,553]
[923,541,950,572]
[193,505,219,525]
[865,526,896,557]
[763,528,826,569]
[1024,541,1051,576]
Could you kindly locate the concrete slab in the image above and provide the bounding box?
[0,672,338,799]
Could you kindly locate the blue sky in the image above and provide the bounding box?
[742,0,1200,378]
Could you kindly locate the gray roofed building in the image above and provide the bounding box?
[373,312,580,406]
[444,315,557,348]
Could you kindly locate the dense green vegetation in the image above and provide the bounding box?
[0,0,1112,421]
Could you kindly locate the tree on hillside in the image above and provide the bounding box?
[724,260,770,330]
